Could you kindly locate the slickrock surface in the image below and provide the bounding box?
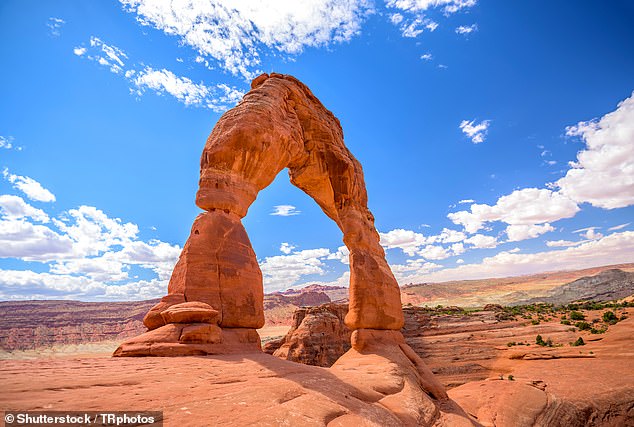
[448,316,634,426]
[0,350,475,426]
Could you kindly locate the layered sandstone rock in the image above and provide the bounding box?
[194,72,403,331]
[116,72,404,357]
[265,303,351,367]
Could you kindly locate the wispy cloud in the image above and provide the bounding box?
[2,169,56,202]
[456,24,477,35]
[74,37,244,112]
[386,0,477,38]
[132,67,243,112]
[47,17,65,37]
[270,205,301,216]
[460,119,490,144]
[0,136,21,151]
[608,223,630,231]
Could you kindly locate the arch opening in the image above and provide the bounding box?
[123,73,404,357]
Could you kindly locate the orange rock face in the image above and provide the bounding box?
[116,72,403,357]
[196,72,403,330]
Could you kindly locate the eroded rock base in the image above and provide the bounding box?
[113,324,261,357]
[329,330,475,426]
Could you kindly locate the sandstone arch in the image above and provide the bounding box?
[115,73,404,356]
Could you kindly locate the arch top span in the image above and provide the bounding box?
[146,73,404,337]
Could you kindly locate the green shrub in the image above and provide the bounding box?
[571,337,585,346]
[602,311,618,325]
[575,321,591,331]
[536,335,547,346]
[508,375,515,381]
[560,319,571,325]
[570,311,585,321]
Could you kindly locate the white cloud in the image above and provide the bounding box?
[2,169,56,202]
[458,199,474,204]
[390,13,404,24]
[410,231,634,283]
[459,119,490,144]
[52,205,139,257]
[380,228,429,256]
[451,242,465,255]
[0,219,74,260]
[0,195,49,223]
[386,0,476,14]
[120,0,373,79]
[420,53,433,60]
[74,37,244,111]
[464,233,498,248]
[270,205,301,216]
[0,136,20,150]
[418,244,451,260]
[280,242,295,254]
[132,67,244,111]
[448,188,579,233]
[327,245,350,264]
[0,192,181,299]
[545,239,585,248]
[386,0,476,38]
[77,36,130,74]
[260,248,331,292]
[390,258,441,283]
[573,226,603,240]
[0,269,167,301]
[47,17,65,36]
[505,223,554,242]
[608,223,630,231]
[430,227,466,244]
[455,24,477,34]
[556,91,634,209]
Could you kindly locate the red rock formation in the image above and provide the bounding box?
[193,72,403,330]
[116,72,404,357]
[265,303,351,367]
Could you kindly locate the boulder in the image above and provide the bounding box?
[160,302,219,325]
[268,303,351,367]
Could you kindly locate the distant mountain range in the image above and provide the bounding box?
[1,263,633,352]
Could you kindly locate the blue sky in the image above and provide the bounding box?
[1,0,633,300]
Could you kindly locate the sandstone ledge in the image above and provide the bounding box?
[0,351,474,426]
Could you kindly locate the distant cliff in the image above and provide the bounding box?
[516,269,634,305]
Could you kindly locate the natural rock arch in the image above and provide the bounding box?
[115,73,404,356]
